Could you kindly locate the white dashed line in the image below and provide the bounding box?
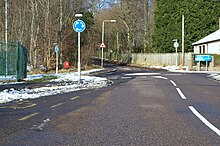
[70,96,80,100]
[51,103,64,108]
[170,80,177,87]
[176,88,186,100]
[84,91,91,94]
[124,73,160,76]
[189,106,220,136]
[18,112,39,121]
[152,76,168,80]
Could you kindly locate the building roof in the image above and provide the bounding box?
[192,29,220,46]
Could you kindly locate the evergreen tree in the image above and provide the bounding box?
[151,0,220,53]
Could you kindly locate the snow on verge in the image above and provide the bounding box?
[0,69,108,104]
[207,73,220,81]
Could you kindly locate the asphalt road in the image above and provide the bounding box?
[0,62,220,145]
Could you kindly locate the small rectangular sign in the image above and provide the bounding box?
[194,55,212,62]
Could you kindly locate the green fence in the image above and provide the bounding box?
[0,41,27,80]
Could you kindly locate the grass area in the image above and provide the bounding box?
[27,75,58,83]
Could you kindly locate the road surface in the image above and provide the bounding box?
[0,63,219,145]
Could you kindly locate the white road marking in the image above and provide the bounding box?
[170,80,177,87]
[50,103,64,108]
[152,76,168,80]
[116,67,132,71]
[164,74,182,76]
[84,91,91,94]
[189,106,220,136]
[136,76,148,79]
[18,112,39,121]
[121,77,132,79]
[70,96,80,100]
[124,73,160,76]
[176,88,186,99]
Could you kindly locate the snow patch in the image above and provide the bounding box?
[0,69,108,104]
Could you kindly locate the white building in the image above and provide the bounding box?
[192,30,220,54]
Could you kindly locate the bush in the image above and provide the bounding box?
[213,54,220,66]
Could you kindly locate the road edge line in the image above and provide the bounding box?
[189,106,220,136]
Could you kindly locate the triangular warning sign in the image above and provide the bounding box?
[100,42,106,48]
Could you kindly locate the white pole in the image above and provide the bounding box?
[100,20,116,67]
[5,0,8,76]
[117,32,119,60]
[101,21,105,68]
[206,61,208,71]
[182,15,185,66]
[101,48,104,68]
[219,17,220,30]
[56,52,58,75]
[175,47,178,66]
[78,32,81,82]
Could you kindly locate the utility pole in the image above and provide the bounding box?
[219,17,220,30]
[59,0,63,65]
[117,32,119,60]
[143,0,148,53]
[181,15,185,66]
[5,0,8,76]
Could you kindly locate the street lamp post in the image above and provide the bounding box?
[5,0,8,76]
[101,20,116,68]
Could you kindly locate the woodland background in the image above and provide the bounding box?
[0,0,220,70]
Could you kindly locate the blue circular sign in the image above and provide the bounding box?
[55,45,59,53]
[73,19,86,33]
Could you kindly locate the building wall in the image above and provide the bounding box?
[194,41,220,54]
[207,41,220,54]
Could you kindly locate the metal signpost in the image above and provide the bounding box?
[55,45,59,75]
[73,17,86,82]
[194,55,212,71]
[173,39,179,66]
[100,42,106,68]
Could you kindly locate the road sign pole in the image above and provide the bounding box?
[173,40,179,67]
[101,47,104,68]
[56,52,58,75]
[175,47,178,66]
[54,45,59,75]
[73,18,85,83]
[206,61,208,71]
[100,43,106,68]
[78,32,81,82]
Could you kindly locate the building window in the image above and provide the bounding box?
[203,45,206,54]
[199,46,202,54]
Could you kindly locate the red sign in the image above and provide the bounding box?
[100,42,106,48]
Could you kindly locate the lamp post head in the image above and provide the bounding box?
[110,20,116,22]
[103,20,117,23]
[172,39,177,42]
[75,14,83,18]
